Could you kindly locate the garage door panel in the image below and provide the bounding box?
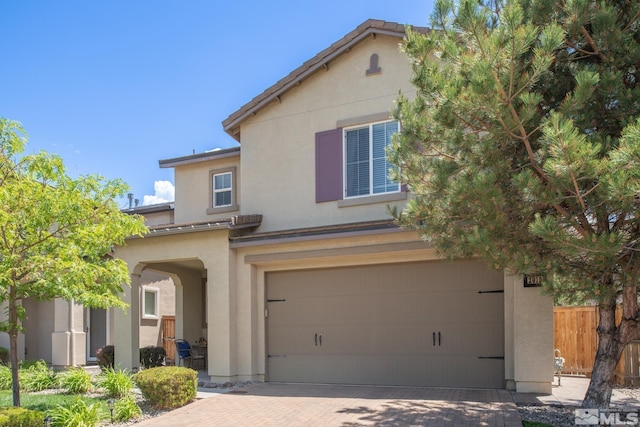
[267,325,318,354]
[266,260,505,388]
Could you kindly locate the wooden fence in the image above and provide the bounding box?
[554,306,598,375]
[554,306,640,385]
[161,315,176,365]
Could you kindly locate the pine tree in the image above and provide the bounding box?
[390,0,640,408]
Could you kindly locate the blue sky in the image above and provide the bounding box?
[1,1,434,208]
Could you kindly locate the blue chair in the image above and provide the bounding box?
[174,339,205,369]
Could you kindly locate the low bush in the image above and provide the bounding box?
[0,364,12,390]
[0,407,44,427]
[113,395,142,422]
[96,345,114,370]
[60,367,93,394]
[140,346,166,369]
[48,398,101,427]
[134,366,197,409]
[0,347,8,365]
[20,360,59,392]
[96,368,133,398]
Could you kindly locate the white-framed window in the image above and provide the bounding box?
[213,171,232,207]
[207,166,238,215]
[344,120,399,198]
[141,286,159,320]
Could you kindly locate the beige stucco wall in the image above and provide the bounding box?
[238,35,416,232]
[51,299,86,366]
[142,210,174,227]
[504,272,554,393]
[111,30,554,391]
[173,154,240,225]
[23,299,55,363]
[139,270,175,348]
[113,229,229,372]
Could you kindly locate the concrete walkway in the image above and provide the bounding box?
[134,376,640,426]
[512,376,640,409]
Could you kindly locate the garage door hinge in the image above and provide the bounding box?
[478,356,505,360]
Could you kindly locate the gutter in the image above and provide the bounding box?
[128,214,263,239]
[229,219,400,247]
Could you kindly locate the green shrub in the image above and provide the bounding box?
[48,398,101,427]
[60,367,93,394]
[20,360,59,392]
[0,407,45,427]
[0,364,12,390]
[0,347,8,365]
[96,345,114,370]
[113,395,142,422]
[134,366,197,409]
[140,346,166,369]
[96,368,133,398]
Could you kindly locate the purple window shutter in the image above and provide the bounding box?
[315,128,343,203]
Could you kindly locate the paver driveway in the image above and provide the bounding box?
[135,383,523,426]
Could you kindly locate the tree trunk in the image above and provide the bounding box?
[8,286,20,407]
[583,287,638,409]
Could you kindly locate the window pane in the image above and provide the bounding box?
[215,190,232,207]
[372,122,399,194]
[144,291,156,316]
[345,128,370,197]
[214,173,231,190]
[344,121,398,197]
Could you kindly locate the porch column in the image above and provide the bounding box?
[114,273,140,370]
[204,247,236,382]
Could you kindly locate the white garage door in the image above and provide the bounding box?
[266,260,504,388]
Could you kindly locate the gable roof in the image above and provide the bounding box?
[221,19,428,142]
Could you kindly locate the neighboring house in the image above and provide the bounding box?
[0,204,176,368]
[5,19,553,394]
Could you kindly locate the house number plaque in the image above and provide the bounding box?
[523,274,544,287]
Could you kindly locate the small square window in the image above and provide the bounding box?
[141,287,159,320]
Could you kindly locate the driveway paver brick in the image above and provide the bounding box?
[135,383,522,427]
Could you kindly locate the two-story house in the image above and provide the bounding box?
[112,19,553,393]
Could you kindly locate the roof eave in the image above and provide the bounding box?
[159,146,240,169]
[222,20,427,141]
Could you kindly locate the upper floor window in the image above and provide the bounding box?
[207,166,239,215]
[213,171,232,207]
[344,120,399,198]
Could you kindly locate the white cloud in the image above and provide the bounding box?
[143,180,175,205]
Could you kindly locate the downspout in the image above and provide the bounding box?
[69,299,75,366]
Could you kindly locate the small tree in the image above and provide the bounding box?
[390,0,640,408]
[0,118,147,406]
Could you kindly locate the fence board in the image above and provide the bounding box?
[161,315,176,365]
[555,306,639,384]
[554,306,597,374]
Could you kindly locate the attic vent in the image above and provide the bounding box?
[366,53,381,76]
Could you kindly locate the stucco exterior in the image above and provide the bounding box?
[6,19,552,394]
[111,20,553,393]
